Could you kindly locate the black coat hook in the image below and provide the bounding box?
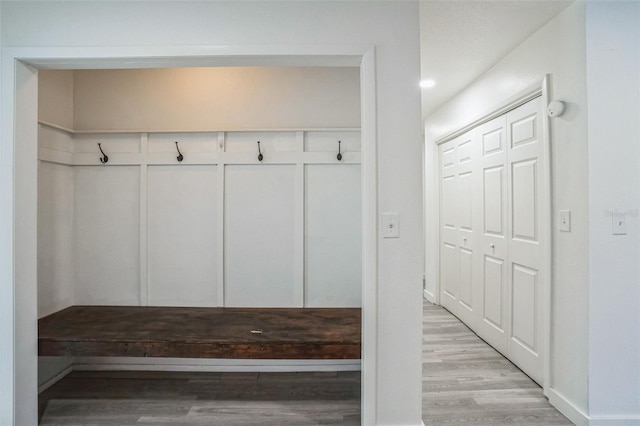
[98,143,109,164]
[175,141,184,162]
[257,141,263,162]
[337,140,342,161]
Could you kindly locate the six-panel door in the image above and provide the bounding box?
[438,96,544,384]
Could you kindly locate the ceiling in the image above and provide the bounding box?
[419,0,573,118]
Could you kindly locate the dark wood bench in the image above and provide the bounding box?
[38,306,361,359]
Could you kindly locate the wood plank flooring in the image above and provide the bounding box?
[423,302,573,425]
[39,371,361,425]
[39,301,573,425]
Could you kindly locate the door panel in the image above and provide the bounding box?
[506,97,544,384]
[512,159,538,242]
[483,255,506,352]
[483,166,504,236]
[459,248,473,309]
[511,113,537,148]
[442,176,457,228]
[442,242,458,302]
[511,263,538,352]
[459,172,473,230]
[482,128,504,156]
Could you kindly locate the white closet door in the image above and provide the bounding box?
[439,138,460,315]
[438,130,478,326]
[476,115,509,354]
[438,96,546,385]
[506,97,544,384]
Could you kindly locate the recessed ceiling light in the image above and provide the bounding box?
[420,79,436,89]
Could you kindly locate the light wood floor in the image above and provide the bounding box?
[423,302,573,425]
[39,301,573,425]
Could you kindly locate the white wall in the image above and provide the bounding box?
[1,2,424,425]
[425,1,589,422]
[0,6,9,426]
[73,67,360,131]
[586,1,640,422]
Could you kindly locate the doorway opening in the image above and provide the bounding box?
[3,49,378,425]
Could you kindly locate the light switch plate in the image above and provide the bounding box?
[559,210,571,232]
[382,212,399,238]
[613,213,627,235]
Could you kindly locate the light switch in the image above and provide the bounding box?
[559,210,571,232]
[382,213,399,238]
[613,213,627,235]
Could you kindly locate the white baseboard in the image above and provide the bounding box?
[589,416,640,426]
[38,364,73,393]
[73,357,361,372]
[547,388,589,426]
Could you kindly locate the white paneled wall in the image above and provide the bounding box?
[38,124,361,310]
[147,165,218,307]
[306,165,362,307]
[225,165,297,307]
[37,127,74,318]
[73,166,141,305]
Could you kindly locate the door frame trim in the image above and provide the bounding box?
[1,45,378,425]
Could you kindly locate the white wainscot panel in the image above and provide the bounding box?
[305,165,361,307]
[39,125,73,152]
[304,131,361,153]
[225,132,297,153]
[148,165,218,307]
[225,165,296,307]
[148,133,218,153]
[73,133,141,153]
[38,161,74,318]
[74,166,140,305]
